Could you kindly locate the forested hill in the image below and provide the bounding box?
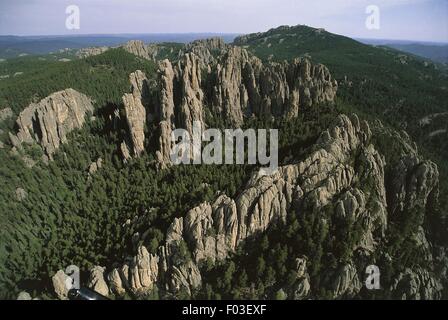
[385,43,448,64]
[0,25,447,300]
[0,47,254,299]
[234,24,448,212]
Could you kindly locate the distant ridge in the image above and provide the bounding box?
[0,33,239,58]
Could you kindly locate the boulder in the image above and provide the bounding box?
[87,266,109,297]
[52,270,70,300]
[15,188,27,201]
[17,291,32,300]
[0,107,13,122]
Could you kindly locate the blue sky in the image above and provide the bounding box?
[0,0,447,42]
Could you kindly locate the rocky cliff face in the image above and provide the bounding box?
[69,113,441,299]
[155,59,176,168]
[123,40,158,61]
[145,45,337,166]
[208,47,337,125]
[183,37,228,65]
[9,89,93,160]
[179,46,337,126]
[121,70,149,157]
[175,53,205,136]
[100,41,337,164]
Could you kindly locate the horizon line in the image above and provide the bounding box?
[1,32,447,45]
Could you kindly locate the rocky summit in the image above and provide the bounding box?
[8,88,93,160]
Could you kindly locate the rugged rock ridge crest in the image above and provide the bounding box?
[59,114,442,299]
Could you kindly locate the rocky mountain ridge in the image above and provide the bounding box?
[3,35,445,300]
[5,39,337,165]
[75,40,159,61]
[48,113,445,299]
[117,44,337,166]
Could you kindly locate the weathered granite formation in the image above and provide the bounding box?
[9,89,93,159]
[208,47,337,125]
[16,291,32,300]
[391,267,443,300]
[76,46,108,58]
[148,46,336,165]
[154,47,337,129]
[183,37,228,65]
[52,270,70,300]
[97,114,424,298]
[0,107,13,122]
[123,40,158,61]
[88,158,103,176]
[46,110,442,299]
[15,188,27,202]
[75,40,159,60]
[87,266,109,297]
[292,257,311,299]
[122,70,148,157]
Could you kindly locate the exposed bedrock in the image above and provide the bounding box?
[9,88,93,160]
[68,113,440,299]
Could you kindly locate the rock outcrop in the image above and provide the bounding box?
[128,246,159,294]
[87,266,109,297]
[110,44,337,164]
[176,53,205,136]
[123,40,158,61]
[150,54,205,164]
[326,262,362,299]
[43,110,441,299]
[9,89,94,159]
[107,267,127,296]
[391,267,443,300]
[156,120,173,169]
[102,114,395,297]
[155,60,176,168]
[76,46,108,59]
[122,70,148,157]
[157,60,175,123]
[183,37,228,65]
[75,40,159,60]
[15,187,27,201]
[52,270,70,300]
[388,155,439,216]
[291,257,311,299]
[88,158,103,176]
[147,46,337,165]
[208,48,337,125]
[0,107,13,122]
[16,291,32,300]
[155,47,337,129]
